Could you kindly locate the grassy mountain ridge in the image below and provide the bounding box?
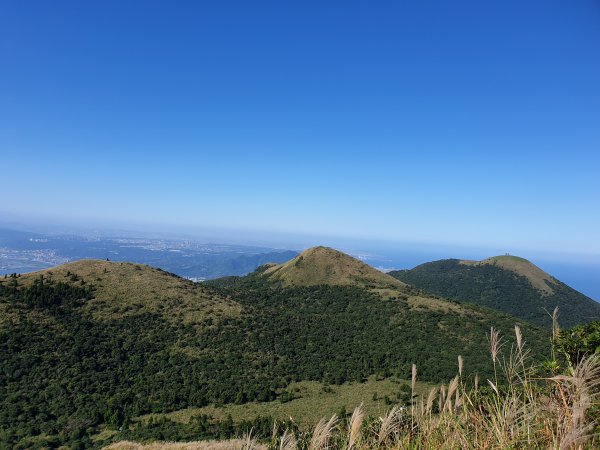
[1,259,241,325]
[460,255,556,294]
[389,256,600,328]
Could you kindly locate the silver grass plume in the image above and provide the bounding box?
[347,404,364,450]
[309,414,338,450]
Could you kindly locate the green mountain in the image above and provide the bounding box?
[0,250,549,448]
[389,255,600,328]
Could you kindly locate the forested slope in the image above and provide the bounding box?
[0,252,549,448]
[389,257,600,328]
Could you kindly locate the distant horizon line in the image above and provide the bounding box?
[2,212,600,265]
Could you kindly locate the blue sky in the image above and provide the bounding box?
[1,1,600,255]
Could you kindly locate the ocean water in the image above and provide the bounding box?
[533,260,600,302]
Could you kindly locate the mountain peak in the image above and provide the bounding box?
[460,255,555,295]
[297,246,348,259]
[262,246,405,288]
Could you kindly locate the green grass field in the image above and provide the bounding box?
[138,377,432,428]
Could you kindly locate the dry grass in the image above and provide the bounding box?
[309,414,338,450]
[346,404,364,450]
[104,439,266,449]
[279,326,599,449]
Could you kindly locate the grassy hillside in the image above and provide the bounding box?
[0,251,551,448]
[466,255,556,294]
[139,376,433,428]
[262,246,405,289]
[389,257,600,328]
[1,259,240,325]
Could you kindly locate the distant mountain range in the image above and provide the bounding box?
[389,255,600,328]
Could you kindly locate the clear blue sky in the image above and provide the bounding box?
[1,1,599,255]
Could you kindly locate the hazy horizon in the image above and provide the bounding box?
[2,214,600,300]
[3,210,600,262]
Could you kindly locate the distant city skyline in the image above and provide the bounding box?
[2,1,599,255]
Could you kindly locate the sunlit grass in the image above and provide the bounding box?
[139,377,432,428]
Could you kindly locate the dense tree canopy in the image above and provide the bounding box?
[0,271,549,448]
